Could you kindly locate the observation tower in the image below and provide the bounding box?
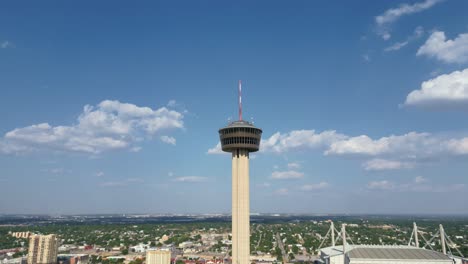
[218,80,262,264]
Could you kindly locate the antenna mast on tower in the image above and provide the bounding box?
[238,80,242,121]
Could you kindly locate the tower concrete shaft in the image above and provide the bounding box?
[218,82,262,264]
[232,149,250,264]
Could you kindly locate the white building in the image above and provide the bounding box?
[0,257,27,264]
[178,242,194,248]
[130,244,149,253]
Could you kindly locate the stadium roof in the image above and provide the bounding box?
[348,247,450,260]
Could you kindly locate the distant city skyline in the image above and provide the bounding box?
[1,0,468,214]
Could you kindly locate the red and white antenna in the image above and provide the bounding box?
[238,80,242,121]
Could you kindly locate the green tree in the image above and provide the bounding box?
[12,251,24,258]
[292,245,299,254]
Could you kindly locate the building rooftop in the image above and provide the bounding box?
[320,246,346,257]
[222,120,258,128]
[348,247,450,260]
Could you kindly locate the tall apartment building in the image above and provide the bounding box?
[146,249,171,264]
[27,234,58,264]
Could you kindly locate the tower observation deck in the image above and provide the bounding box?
[218,81,262,264]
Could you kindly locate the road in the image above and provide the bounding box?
[275,233,288,263]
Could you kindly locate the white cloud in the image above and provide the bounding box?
[207,127,468,166]
[100,178,144,187]
[300,182,329,191]
[257,182,271,188]
[42,168,71,174]
[384,41,409,52]
[167,100,177,107]
[127,178,144,183]
[368,178,465,193]
[417,31,468,63]
[287,162,301,169]
[405,69,468,106]
[384,26,425,52]
[96,171,105,177]
[271,170,304,180]
[367,180,395,190]
[0,41,13,49]
[173,176,207,183]
[362,54,371,62]
[207,143,226,155]
[261,130,347,153]
[207,129,345,155]
[445,137,468,154]
[160,135,176,145]
[327,132,468,162]
[100,181,126,187]
[363,159,414,171]
[414,176,426,184]
[326,132,436,156]
[0,100,184,155]
[274,188,289,195]
[375,0,441,40]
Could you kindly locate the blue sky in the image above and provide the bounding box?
[1,0,468,214]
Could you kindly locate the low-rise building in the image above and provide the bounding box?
[11,232,33,239]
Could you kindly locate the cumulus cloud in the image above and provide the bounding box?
[367,178,465,193]
[1,41,13,49]
[300,182,329,191]
[445,137,468,154]
[363,159,414,171]
[404,69,468,106]
[207,126,468,167]
[414,176,426,184]
[327,132,468,163]
[384,41,409,52]
[167,100,177,107]
[325,132,430,156]
[362,54,371,62]
[261,130,347,153]
[375,0,441,40]
[417,31,468,63]
[207,130,346,155]
[274,188,289,195]
[173,176,208,183]
[384,26,424,52]
[257,182,271,188]
[0,100,184,155]
[207,143,226,155]
[287,162,301,169]
[367,180,395,190]
[160,135,176,145]
[100,178,144,187]
[42,168,71,174]
[271,170,304,180]
[326,132,438,156]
